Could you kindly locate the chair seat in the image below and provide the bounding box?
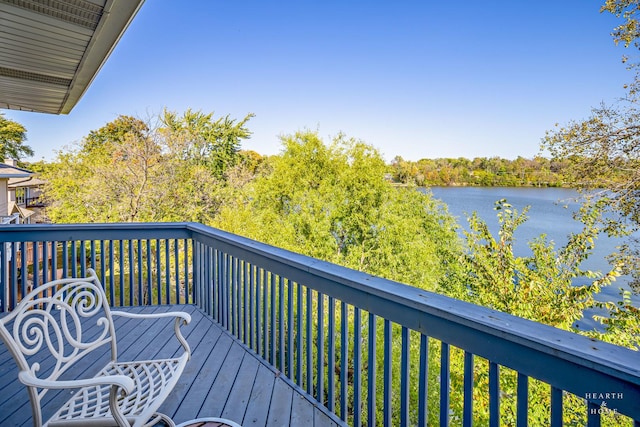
[48,353,189,427]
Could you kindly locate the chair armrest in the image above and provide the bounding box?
[19,371,135,394]
[111,310,192,357]
[111,310,191,324]
[20,370,135,426]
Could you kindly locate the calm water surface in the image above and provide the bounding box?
[428,186,639,330]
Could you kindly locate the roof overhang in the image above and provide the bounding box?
[8,176,45,187]
[0,163,33,179]
[0,0,145,114]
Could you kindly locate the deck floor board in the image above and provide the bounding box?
[200,341,247,419]
[162,319,224,417]
[246,365,278,427]
[172,332,233,421]
[290,392,315,426]
[265,377,293,427]
[221,352,260,423]
[0,304,344,426]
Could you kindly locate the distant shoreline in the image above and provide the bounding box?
[389,181,575,189]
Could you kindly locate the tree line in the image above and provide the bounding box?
[388,155,637,188]
[388,155,569,187]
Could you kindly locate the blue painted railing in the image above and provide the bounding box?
[0,222,638,426]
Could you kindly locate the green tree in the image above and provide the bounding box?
[160,108,254,179]
[442,200,636,425]
[456,199,619,329]
[43,116,162,223]
[602,0,640,93]
[541,1,640,290]
[542,100,640,246]
[388,155,565,187]
[42,109,254,224]
[0,112,33,161]
[603,0,640,49]
[214,131,465,426]
[214,130,462,289]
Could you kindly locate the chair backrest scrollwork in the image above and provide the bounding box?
[0,269,117,409]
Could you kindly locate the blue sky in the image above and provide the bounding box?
[4,0,633,162]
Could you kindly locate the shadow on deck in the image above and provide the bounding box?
[0,305,344,427]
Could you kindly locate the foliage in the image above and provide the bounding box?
[160,109,254,179]
[444,199,637,425]
[603,0,640,50]
[214,130,463,289]
[602,0,640,94]
[42,110,254,224]
[591,287,640,349]
[0,112,33,161]
[213,131,472,426]
[542,95,640,291]
[451,198,638,353]
[389,155,570,187]
[539,1,640,291]
[43,116,161,222]
[455,199,619,329]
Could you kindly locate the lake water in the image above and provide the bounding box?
[427,186,639,330]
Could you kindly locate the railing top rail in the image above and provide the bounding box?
[0,222,193,242]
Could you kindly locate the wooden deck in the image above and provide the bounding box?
[0,304,345,427]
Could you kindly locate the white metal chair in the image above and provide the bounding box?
[0,269,191,427]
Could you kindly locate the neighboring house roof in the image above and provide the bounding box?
[0,0,145,114]
[8,176,46,188]
[0,163,33,179]
[8,201,34,219]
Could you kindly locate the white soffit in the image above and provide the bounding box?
[0,0,145,114]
